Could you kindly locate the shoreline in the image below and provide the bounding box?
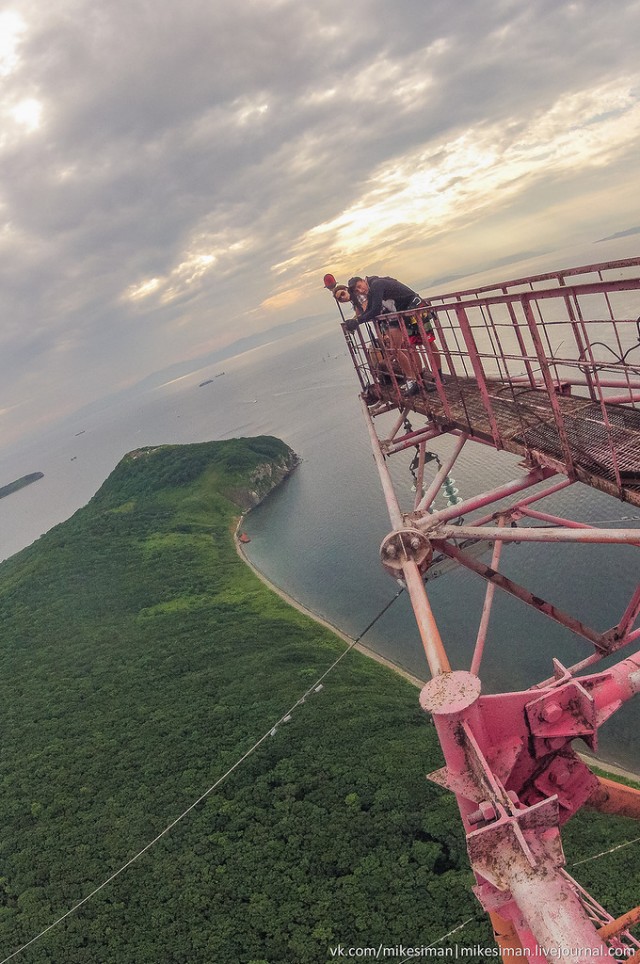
[233,519,425,691]
[576,752,640,785]
[234,523,640,787]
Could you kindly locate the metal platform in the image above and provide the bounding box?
[346,256,640,507]
[379,376,640,506]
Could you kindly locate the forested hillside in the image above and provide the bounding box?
[0,438,636,963]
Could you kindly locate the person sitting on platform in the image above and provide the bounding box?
[346,275,444,394]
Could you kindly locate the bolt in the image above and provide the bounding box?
[541,702,563,724]
[553,767,571,787]
[385,544,397,558]
[479,801,497,821]
[467,801,497,826]
[411,537,421,550]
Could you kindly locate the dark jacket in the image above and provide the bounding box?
[358,276,422,324]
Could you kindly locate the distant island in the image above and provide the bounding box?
[596,225,640,242]
[0,471,44,500]
[199,372,225,387]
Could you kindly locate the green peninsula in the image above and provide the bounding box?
[0,438,635,962]
[0,471,43,499]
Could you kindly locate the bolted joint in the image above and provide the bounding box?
[379,528,433,577]
[540,701,563,724]
[548,767,571,787]
[468,801,497,826]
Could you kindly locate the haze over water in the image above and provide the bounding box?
[1,236,640,770]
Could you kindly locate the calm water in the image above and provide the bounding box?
[1,237,639,769]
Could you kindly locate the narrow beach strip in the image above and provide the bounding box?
[233,519,424,690]
[234,520,640,786]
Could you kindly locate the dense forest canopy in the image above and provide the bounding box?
[0,438,636,963]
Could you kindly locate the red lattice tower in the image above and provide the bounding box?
[329,259,640,961]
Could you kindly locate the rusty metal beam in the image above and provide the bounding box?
[587,777,640,821]
[434,523,640,546]
[597,904,640,940]
[431,540,606,648]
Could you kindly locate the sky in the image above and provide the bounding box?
[1,0,640,448]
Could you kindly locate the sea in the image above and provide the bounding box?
[1,235,639,770]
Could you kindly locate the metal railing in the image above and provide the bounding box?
[430,257,640,403]
[344,258,640,500]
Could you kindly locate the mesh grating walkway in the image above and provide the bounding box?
[377,376,640,506]
[345,258,640,507]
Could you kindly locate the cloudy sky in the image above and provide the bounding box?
[1,0,639,447]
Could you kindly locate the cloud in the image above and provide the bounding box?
[271,77,640,291]
[0,0,639,446]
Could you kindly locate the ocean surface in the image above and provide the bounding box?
[1,236,639,770]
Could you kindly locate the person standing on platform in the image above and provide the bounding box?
[346,275,443,394]
[324,271,362,323]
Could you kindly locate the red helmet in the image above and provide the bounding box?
[323,273,337,289]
